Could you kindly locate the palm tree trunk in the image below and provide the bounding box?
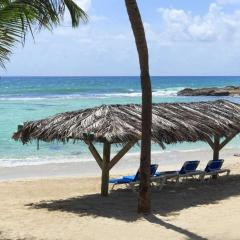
[125,0,152,214]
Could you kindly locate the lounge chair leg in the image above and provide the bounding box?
[159,180,165,190]
[200,174,205,182]
[130,183,138,192]
[212,174,218,180]
[157,178,166,190]
[175,176,180,185]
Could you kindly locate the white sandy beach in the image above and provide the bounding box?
[0,149,240,240]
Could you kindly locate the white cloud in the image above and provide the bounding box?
[75,0,92,11]
[6,0,240,76]
[156,2,240,43]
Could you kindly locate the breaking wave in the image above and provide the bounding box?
[0,87,183,101]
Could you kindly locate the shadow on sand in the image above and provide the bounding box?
[26,174,240,240]
[0,232,27,240]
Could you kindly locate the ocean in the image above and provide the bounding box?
[0,76,240,167]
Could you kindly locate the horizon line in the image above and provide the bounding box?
[1,75,240,78]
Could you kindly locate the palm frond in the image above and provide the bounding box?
[0,0,88,68]
[63,0,88,27]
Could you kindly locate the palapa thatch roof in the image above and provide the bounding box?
[13,100,240,146]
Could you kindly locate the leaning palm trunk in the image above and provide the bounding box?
[125,0,152,214]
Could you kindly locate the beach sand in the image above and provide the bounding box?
[0,150,240,240]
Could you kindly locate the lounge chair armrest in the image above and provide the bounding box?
[180,170,204,177]
[204,168,230,176]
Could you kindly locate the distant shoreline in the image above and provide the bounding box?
[178,86,240,96]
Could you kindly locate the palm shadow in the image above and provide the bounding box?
[144,215,207,240]
[26,174,240,240]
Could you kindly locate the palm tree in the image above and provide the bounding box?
[2,0,151,214]
[125,0,152,214]
[0,0,87,67]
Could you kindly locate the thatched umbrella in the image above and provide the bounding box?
[13,100,240,195]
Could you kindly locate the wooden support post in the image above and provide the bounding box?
[213,136,220,160]
[101,142,111,196]
[213,136,220,179]
[87,142,103,169]
[219,131,238,150]
[205,136,214,150]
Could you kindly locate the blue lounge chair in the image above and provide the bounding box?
[109,164,159,190]
[201,159,230,180]
[177,160,204,182]
[154,160,203,184]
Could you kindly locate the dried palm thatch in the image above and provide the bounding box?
[13,100,240,146]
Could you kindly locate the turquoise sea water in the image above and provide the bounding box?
[0,76,240,166]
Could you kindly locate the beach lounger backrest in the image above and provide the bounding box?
[133,164,159,181]
[150,164,159,176]
[179,160,200,174]
[133,170,140,181]
[205,159,224,173]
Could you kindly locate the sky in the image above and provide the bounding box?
[2,0,240,76]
